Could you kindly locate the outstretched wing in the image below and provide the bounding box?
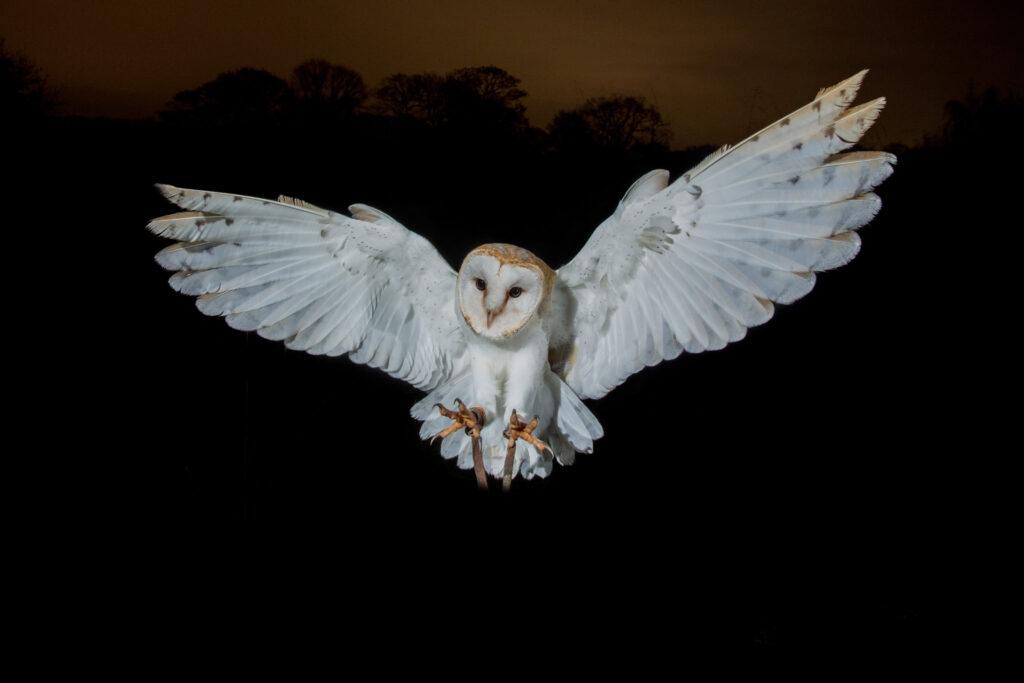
[147,185,465,391]
[558,70,894,400]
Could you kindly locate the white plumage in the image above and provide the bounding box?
[147,71,894,485]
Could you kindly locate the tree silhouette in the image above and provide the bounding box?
[0,37,56,122]
[442,65,529,133]
[290,59,366,121]
[940,86,1022,153]
[547,110,594,151]
[446,66,526,114]
[373,66,528,135]
[373,72,447,123]
[549,95,670,154]
[161,67,291,126]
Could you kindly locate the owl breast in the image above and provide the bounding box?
[467,318,556,476]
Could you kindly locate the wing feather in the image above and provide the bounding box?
[559,71,894,399]
[148,185,465,391]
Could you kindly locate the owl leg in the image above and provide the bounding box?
[501,410,551,492]
[431,399,487,490]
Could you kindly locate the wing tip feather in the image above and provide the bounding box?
[155,183,182,203]
[833,96,887,146]
[815,69,870,100]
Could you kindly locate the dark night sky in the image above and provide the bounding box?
[4,0,1021,146]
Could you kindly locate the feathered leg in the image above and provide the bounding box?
[501,410,550,492]
[431,399,487,489]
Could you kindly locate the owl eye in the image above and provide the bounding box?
[509,287,523,298]
[475,278,486,291]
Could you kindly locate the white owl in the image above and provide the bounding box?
[147,71,893,490]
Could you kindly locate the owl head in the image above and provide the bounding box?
[457,243,555,340]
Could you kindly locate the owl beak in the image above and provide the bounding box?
[484,299,506,328]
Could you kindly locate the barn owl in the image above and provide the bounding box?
[147,70,893,490]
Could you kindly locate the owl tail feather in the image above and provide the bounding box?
[550,374,604,458]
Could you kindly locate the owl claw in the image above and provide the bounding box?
[431,399,487,490]
[501,410,550,492]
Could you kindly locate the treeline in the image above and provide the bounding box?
[155,60,672,160]
[7,36,1021,159]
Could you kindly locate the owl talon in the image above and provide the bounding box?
[501,410,550,491]
[431,399,487,489]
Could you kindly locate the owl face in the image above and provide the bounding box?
[458,244,554,340]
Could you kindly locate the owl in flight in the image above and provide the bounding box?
[148,71,893,490]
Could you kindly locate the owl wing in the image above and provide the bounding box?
[558,70,895,400]
[148,185,464,392]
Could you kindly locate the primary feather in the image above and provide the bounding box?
[558,70,894,400]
